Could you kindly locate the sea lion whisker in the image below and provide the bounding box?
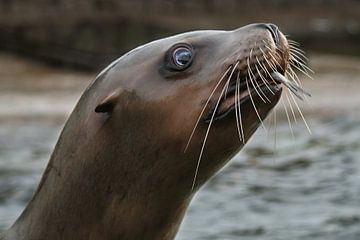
[287,67,313,104]
[262,52,278,73]
[259,47,270,62]
[289,47,314,74]
[289,48,309,63]
[274,42,284,54]
[247,58,269,103]
[289,61,314,80]
[259,45,267,60]
[255,58,275,95]
[276,70,302,91]
[288,90,312,134]
[289,42,304,51]
[267,58,283,77]
[259,61,277,85]
[285,74,306,99]
[287,65,302,86]
[255,64,275,95]
[224,61,240,100]
[281,81,304,100]
[223,73,232,100]
[259,49,278,84]
[288,40,306,53]
[289,51,312,72]
[271,72,311,100]
[234,71,244,143]
[289,44,307,56]
[184,66,232,152]
[290,58,315,76]
[284,89,298,123]
[191,79,231,190]
[234,73,241,142]
[281,96,295,138]
[264,45,276,58]
[245,77,267,131]
[273,107,278,157]
[237,72,246,144]
[248,66,268,103]
[249,48,254,59]
[272,49,283,60]
[262,39,269,45]
[288,39,301,47]
[289,43,302,51]
[267,51,283,72]
[264,45,281,60]
[251,66,272,102]
[262,39,281,59]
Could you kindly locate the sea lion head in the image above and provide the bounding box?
[5,23,297,240]
[80,23,290,196]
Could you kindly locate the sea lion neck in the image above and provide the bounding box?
[5,102,194,240]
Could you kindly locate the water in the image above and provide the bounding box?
[1,53,360,239]
[178,115,360,240]
[0,120,61,229]
[0,114,359,239]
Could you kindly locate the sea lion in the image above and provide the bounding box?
[1,23,307,240]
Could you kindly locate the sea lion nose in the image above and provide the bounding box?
[256,23,281,45]
[265,23,280,45]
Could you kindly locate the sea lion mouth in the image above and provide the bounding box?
[203,63,312,123]
[184,24,313,191]
[203,25,312,124]
[204,68,283,123]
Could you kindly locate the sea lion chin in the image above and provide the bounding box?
[2,23,292,240]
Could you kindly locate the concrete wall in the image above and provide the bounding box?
[0,0,359,69]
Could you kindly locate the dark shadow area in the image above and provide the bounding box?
[0,0,359,69]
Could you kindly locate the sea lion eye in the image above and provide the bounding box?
[164,44,194,72]
[172,47,193,68]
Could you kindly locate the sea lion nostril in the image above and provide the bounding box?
[265,23,280,45]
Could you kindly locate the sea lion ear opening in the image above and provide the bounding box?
[95,91,120,114]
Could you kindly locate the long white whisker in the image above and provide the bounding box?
[288,39,301,47]
[290,59,315,77]
[273,106,277,162]
[271,72,311,99]
[224,61,240,99]
[284,89,298,123]
[237,73,246,144]
[259,48,278,84]
[268,52,283,72]
[245,77,267,132]
[260,60,276,83]
[234,71,243,143]
[281,96,295,138]
[265,45,282,64]
[290,53,314,75]
[290,47,310,62]
[255,57,275,95]
[287,65,302,86]
[191,77,231,190]
[290,54,309,71]
[288,90,312,134]
[261,49,278,74]
[184,67,232,152]
[247,57,268,103]
[290,62,314,80]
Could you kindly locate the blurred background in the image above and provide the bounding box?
[0,1,360,239]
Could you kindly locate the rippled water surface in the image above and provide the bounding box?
[178,114,360,240]
[1,113,359,240]
[1,53,360,239]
